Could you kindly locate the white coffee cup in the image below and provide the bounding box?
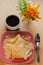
[5,15,20,30]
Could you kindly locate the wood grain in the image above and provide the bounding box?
[0,0,43,65]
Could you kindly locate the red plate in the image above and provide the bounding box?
[0,31,34,63]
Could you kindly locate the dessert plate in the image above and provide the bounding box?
[0,31,34,63]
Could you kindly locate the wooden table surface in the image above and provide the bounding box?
[0,0,43,65]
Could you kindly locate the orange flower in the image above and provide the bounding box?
[20,3,40,22]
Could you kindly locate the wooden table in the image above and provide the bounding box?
[0,0,43,65]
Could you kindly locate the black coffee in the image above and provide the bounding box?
[6,15,20,27]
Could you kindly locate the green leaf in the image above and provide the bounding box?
[18,0,28,12]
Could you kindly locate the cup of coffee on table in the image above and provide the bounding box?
[5,15,20,30]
